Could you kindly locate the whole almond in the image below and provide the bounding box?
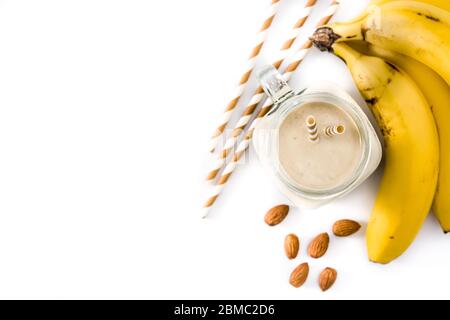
[333,219,361,237]
[289,263,309,288]
[284,234,300,260]
[308,233,329,259]
[264,205,289,226]
[319,267,337,292]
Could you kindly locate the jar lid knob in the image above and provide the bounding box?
[258,66,293,104]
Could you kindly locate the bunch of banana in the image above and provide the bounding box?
[313,1,450,82]
[310,0,450,264]
[349,41,450,234]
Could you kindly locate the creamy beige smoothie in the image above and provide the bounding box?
[278,102,363,191]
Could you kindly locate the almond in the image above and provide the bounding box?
[319,267,337,292]
[289,263,309,288]
[264,205,289,226]
[284,234,300,260]
[308,233,329,259]
[332,219,361,237]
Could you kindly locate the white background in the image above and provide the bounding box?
[0,0,448,300]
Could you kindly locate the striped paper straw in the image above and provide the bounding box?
[206,0,318,181]
[208,0,282,153]
[324,125,345,137]
[203,0,341,218]
[306,115,319,142]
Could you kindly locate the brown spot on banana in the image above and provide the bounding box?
[385,61,400,73]
[417,12,440,22]
[365,98,378,105]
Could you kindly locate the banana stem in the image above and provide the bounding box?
[311,19,366,52]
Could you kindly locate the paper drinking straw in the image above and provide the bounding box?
[208,0,282,153]
[324,125,345,137]
[206,0,319,181]
[202,0,341,218]
[306,115,319,142]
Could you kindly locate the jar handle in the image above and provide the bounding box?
[258,66,294,104]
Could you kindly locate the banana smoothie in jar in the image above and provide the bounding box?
[253,66,382,208]
[278,101,364,192]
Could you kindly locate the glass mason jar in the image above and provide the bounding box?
[253,66,382,208]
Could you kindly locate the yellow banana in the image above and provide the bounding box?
[332,43,439,264]
[311,1,450,85]
[341,0,450,26]
[350,42,450,233]
[371,0,450,11]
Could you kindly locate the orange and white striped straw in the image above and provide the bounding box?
[202,0,341,218]
[206,0,318,181]
[208,0,282,153]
